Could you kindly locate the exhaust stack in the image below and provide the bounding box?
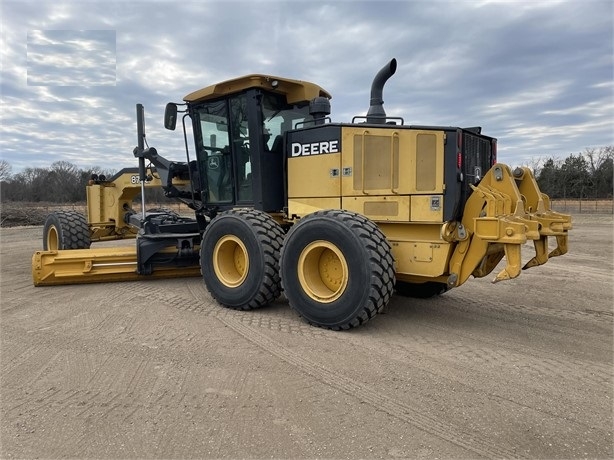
[366,58,397,124]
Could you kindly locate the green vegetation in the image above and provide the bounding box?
[530,146,613,199]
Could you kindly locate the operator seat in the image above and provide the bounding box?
[271,135,283,155]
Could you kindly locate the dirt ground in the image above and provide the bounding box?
[0,215,612,459]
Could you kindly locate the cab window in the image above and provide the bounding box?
[195,101,232,204]
[261,92,313,153]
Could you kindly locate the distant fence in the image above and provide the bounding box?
[550,199,613,214]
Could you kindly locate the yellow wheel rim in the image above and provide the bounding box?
[47,226,59,251]
[213,236,249,288]
[297,240,348,303]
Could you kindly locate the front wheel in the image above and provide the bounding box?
[43,211,91,250]
[200,209,284,310]
[281,210,394,330]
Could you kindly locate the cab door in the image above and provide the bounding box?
[193,93,253,206]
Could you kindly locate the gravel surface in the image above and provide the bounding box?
[1,215,612,459]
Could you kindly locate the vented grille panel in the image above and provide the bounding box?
[463,132,492,196]
[416,133,437,191]
[353,134,399,191]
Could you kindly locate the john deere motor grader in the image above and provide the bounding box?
[32,58,572,330]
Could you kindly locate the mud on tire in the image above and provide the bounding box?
[280,210,395,330]
[200,209,284,310]
[43,211,91,250]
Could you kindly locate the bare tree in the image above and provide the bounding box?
[0,160,12,182]
[523,156,546,177]
[587,146,614,198]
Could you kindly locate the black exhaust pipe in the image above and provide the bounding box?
[366,58,397,124]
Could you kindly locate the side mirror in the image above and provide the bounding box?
[164,103,178,130]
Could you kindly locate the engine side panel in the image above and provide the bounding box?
[286,124,448,224]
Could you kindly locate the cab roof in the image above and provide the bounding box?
[183,74,332,105]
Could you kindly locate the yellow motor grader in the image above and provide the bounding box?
[32,59,572,330]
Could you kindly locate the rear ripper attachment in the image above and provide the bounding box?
[446,164,572,287]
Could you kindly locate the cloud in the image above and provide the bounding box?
[27,29,116,86]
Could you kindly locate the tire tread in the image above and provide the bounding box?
[202,209,284,311]
[281,210,395,330]
[43,211,90,250]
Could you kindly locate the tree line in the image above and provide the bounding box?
[1,146,612,203]
[528,146,613,200]
[0,160,168,203]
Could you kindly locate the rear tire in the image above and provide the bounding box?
[43,211,91,250]
[280,210,394,330]
[201,209,284,310]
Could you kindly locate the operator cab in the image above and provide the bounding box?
[165,75,331,214]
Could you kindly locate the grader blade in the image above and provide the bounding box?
[32,247,201,286]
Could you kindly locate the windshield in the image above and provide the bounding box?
[261,92,313,151]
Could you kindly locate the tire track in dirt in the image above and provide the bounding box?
[377,292,612,387]
[0,279,34,295]
[184,282,612,391]
[219,315,523,459]
[144,283,219,315]
[372,319,610,390]
[185,280,331,338]
[1,343,59,386]
[0,339,41,373]
[421,320,610,384]
[451,289,613,325]
[3,383,246,458]
[184,275,610,391]
[343,325,611,434]
[203,367,255,458]
[31,271,600,405]
[0,320,217,382]
[4,386,149,457]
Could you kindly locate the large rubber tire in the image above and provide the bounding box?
[280,210,395,330]
[201,209,284,310]
[43,211,91,250]
[395,281,449,299]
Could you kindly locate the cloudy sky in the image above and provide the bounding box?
[1,0,612,173]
